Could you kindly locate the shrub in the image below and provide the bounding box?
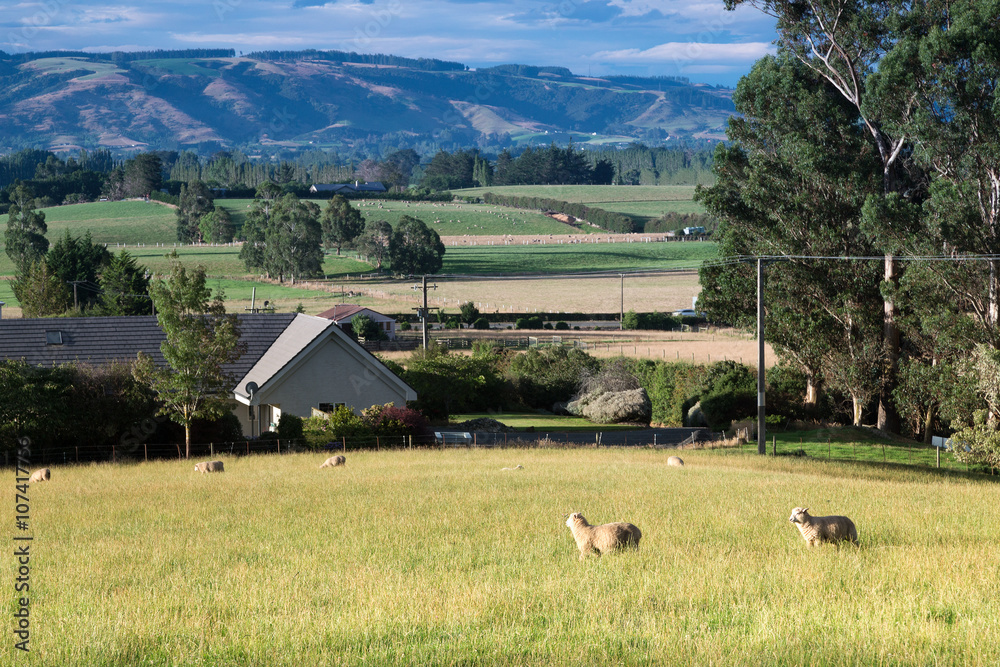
[277,413,304,442]
[514,315,544,330]
[555,321,569,330]
[472,317,491,330]
[399,320,411,331]
[505,346,600,409]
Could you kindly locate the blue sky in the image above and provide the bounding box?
[1,0,778,86]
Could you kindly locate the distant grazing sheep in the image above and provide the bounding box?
[194,460,225,474]
[28,468,50,483]
[319,455,346,468]
[501,465,523,471]
[565,512,642,560]
[788,507,858,547]
[667,456,684,467]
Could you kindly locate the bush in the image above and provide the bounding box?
[505,346,600,409]
[472,317,491,330]
[515,316,544,330]
[277,413,304,442]
[399,320,412,331]
[555,321,569,330]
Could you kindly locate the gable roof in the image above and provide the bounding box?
[232,314,415,403]
[0,314,296,382]
[0,313,415,404]
[316,304,392,323]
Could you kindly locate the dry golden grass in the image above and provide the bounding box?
[12,448,1000,665]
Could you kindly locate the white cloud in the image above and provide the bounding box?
[594,41,774,64]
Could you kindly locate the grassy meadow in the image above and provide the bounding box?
[8,447,1000,665]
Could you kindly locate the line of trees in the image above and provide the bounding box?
[698,0,1000,455]
[237,184,445,281]
[479,192,637,233]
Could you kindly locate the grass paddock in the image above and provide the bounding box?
[8,448,1000,665]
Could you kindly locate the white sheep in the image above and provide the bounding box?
[500,465,523,471]
[788,507,858,547]
[565,512,642,560]
[666,456,684,467]
[194,460,225,474]
[28,468,50,483]
[319,455,346,468]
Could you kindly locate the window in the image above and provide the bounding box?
[45,331,63,345]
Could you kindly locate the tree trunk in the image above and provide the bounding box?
[805,374,820,406]
[185,424,191,459]
[852,394,863,427]
[878,254,901,432]
[923,404,935,444]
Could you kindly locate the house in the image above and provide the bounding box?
[317,305,396,340]
[308,181,387,195]
[0,313,416,437]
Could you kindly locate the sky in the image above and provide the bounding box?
[1,0,779,87]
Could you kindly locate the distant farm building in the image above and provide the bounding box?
[318,304,396,340]
[309,181,387,195]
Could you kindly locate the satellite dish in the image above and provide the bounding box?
[245,381,259,398]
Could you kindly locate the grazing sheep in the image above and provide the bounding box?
[565,512,642,560]
[194,460,225,474]
[28,468,50,483]
[501,465,523,471]
[319,455,346,468]
[788,507,858,547]
[667,456,684,467]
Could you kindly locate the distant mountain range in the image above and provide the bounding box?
[0,49,735,154]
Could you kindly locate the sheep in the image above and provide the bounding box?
[500,465,523,471]
[194,460,225,474]
[666,456,684,467]
[28,468,50,483]
[565,512,642,560]
[319,455,346,469]
[788,507,858,547]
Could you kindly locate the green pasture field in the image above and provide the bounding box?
[451,412,638,432]
[132,58,225,76]
[440,240,717,275]
[20,57,123,80]
[10,447,1000,665]
[218,198,589,237]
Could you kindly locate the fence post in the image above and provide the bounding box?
[176,444,181,459]
[112,444,116,463]
[343,436,346,453]
[246,440,249,456]
[75,446,79,463]
[937,444,940,469]
[409,435,412,450]
[144,443,148,462]
[210,442,214,457]
[277,440,281,454]
[882,442,886,462]
[772,436,776,456]
[377,436,380,451]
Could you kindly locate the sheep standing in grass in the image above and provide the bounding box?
[28,468,50,483]
[194,460,225,474]
[565,512,642,560]
[788,507,858,547]
[667,456,684,467]
[319,455,346,468]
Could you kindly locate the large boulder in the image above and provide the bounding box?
[567,388,652,424]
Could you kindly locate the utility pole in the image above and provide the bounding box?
[411,275,438,350]
[620,273,625,330]
[757,258,766,455]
